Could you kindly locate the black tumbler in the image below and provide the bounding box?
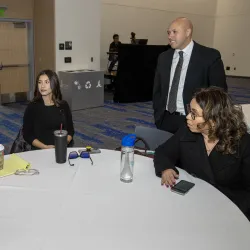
[54,130,68,163]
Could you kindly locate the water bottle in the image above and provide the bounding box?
[120,134,136,183]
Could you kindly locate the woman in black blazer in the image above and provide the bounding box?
[154,87,250,220]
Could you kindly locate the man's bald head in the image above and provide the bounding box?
[167,17,193,50]
[171,17,193,34]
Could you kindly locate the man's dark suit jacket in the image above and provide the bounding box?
[153,41,227,126]
[154,125,250,220]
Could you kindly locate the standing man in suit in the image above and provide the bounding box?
[153,17,227,133]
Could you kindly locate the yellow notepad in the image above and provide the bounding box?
[0,154,31,177]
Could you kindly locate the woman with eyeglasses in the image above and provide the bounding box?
[154,87,250,220]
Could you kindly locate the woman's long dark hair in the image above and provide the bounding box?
[33,69,62,106]
[194,87,248,155]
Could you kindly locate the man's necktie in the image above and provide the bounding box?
[168,51,184,113]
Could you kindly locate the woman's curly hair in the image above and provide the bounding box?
[194,87,248,155]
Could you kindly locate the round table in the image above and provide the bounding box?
[0,148,250,250]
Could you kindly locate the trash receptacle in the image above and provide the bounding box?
[59,69,104,111]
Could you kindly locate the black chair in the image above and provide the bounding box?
[135,126,173,151]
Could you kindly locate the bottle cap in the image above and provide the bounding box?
[121,134,136,147]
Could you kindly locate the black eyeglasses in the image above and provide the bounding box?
[68,151,93,166]
[186,104,203,120]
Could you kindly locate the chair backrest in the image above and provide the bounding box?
[241,104,250,132]
[135,126,173,151]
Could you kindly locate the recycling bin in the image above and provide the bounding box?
[58,69,104,110]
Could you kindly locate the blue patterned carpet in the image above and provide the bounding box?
[1,77,250,154]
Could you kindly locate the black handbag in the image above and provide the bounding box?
[10,127,32,154]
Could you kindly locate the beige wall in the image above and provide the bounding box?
[0,0,33,19]
[101,0,217,69]
[54,0,100,72]
[102,0,217,15]
[214,0,250,76]
[34,0,55,76]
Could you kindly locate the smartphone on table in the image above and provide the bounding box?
[171,180,195,195]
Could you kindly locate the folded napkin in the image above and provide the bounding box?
[0,154,30,177]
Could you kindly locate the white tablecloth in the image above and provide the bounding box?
[0,149,250,250]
